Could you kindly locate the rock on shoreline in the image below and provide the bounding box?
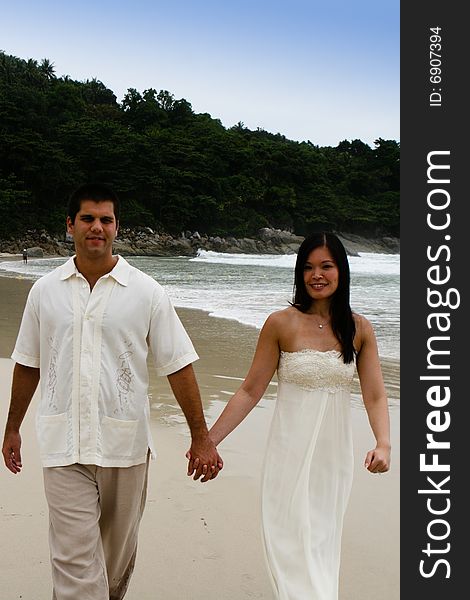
[0,227,400,258]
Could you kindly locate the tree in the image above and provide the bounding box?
[0,50,400,239]
[39,58,56,80]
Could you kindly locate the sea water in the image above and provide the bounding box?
[0,250,399,360]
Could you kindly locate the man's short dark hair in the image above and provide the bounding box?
[67,183,120,223]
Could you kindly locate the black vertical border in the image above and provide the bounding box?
[401,3,466,597]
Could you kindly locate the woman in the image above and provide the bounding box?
[189,231,391,600]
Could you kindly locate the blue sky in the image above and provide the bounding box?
[1,0,399,147]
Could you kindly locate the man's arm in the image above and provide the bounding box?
[167,364,222,483]
[2,363,40,474]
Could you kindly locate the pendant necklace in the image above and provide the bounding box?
[312,315,329,329]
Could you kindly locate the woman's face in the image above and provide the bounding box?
[303,246,339,301]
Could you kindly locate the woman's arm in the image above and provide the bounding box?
[355,315,391,473]
[209,313,281,446]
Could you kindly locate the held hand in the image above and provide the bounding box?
[364,445,390,474]
[185,450,224,482]
[186,439,223,483]
[2,430,23,474]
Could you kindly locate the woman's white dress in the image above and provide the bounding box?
[262,349,356,600]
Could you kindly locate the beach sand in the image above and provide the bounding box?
[0,272,399,599]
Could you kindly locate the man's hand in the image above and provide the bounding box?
[2,429,23,474]
[186,436,223,483]
[167,364,223,483]
[2,363,39,474]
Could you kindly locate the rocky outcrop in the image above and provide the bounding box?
[113,227,308,257]
[337,233,400,255]
[0,228,400,258]
[1,231,72,257]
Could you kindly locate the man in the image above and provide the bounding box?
[22,248,27,264]
[2,183,222,600]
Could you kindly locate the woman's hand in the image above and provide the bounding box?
[185,447,224,482]
[364,445,391,474]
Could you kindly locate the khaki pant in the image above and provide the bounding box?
[43,457,149,600]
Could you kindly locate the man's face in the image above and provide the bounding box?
[66,200,118,261]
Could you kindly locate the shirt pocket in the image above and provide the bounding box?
[37,413,68,455]
[101,415,139,458]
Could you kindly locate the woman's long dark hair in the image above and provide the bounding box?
[292,232,356,363]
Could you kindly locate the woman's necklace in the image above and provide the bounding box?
[311,315,330,329]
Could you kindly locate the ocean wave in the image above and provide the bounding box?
[190,249,296,268]
[191,249,399,275]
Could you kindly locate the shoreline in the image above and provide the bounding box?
[0,271,399,599]
[0,269,400,403]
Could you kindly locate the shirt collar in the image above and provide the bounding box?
[59,257,77,280]
[109,256,130,286]
[59,255,130,286]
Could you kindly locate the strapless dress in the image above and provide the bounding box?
[261,349,355,600]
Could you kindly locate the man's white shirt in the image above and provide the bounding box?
[12,256,198,467]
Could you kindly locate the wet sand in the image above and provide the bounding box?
[0,271,399,599]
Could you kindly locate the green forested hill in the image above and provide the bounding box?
[0,51,399,238]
